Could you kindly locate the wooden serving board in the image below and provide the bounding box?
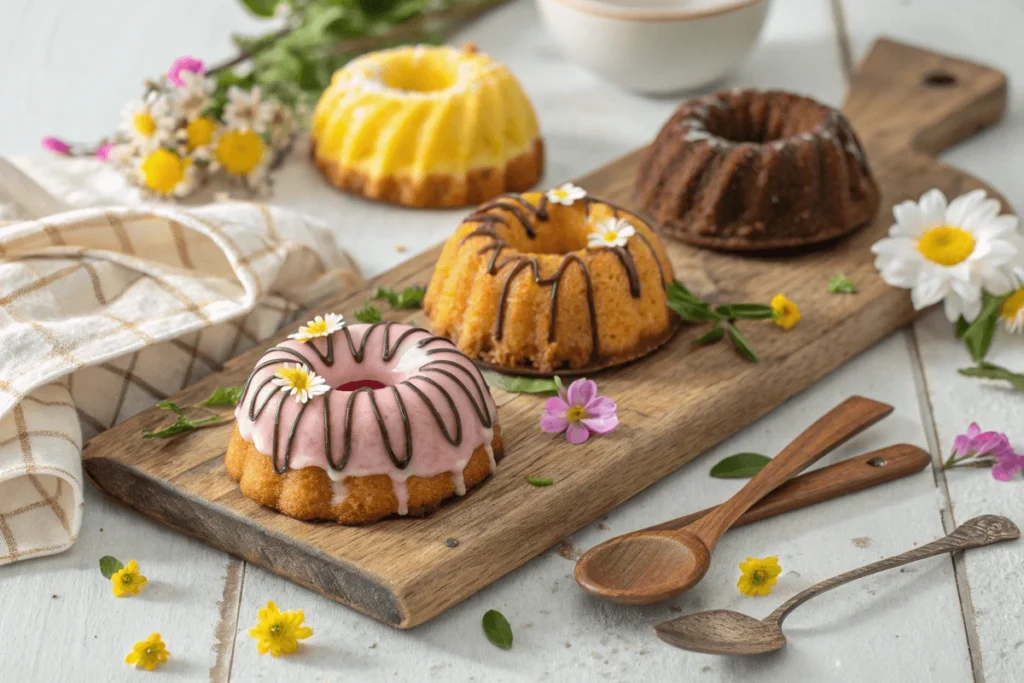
[82,39,1009,628]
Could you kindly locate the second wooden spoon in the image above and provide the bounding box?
[574,396,893,605]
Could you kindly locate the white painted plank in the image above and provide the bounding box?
[841,2,1024,682]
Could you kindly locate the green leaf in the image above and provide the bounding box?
[525,476,553,487]
[828,274,857,294]
[710,453,771,478]
[958,361,1024,392]
[143,402,220,439]
[960,293,1006,362]
[725,322,758,363]
[240,0,280,18]
[373,285,426,310]
[99,556,124,579]
[359,0,403,16]
[482,609,513,649]
[714,304,775,320]
[482,371,558,395]
[692,325,724,346]
[156,400,184,416]
[667,298,720,323]
[199,386,243,407]
[355,302,383,324]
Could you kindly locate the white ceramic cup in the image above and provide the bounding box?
[535,0,772,95]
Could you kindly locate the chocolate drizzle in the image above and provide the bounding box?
[237,322,494,476]
[457,193,667,362]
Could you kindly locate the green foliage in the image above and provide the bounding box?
[957,293,1007,363]
[958,361,1024,392]
[99,555,124,579]
[666,280,766,362]
[828,274,857,294]
[482,609,513,649]
[373,285,426,310]
[199,386,244,407]
[482,371,559,395]
[355,302,383,323]
[142,400,221,439]
[709,453,771,478]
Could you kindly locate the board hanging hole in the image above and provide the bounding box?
[922,70,957,88]
[866,457,887,467]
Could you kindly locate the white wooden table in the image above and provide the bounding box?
[2,1,1023,681]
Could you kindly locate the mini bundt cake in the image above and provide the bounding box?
[310,43,544,208]
[635,89,880,250]
[227,318,503,524]
[424,186,677,373]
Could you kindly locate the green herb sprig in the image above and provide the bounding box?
[667,280,773,362]
[956,292,1008,363]
[828,274,857,294]
[525,476,553,487]
[142,386,242,439]
[373,285,426,310]
[958,361,1024,392]
[355,302,383,323]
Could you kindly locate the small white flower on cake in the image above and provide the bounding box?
[289,313,345,343]
[546,183,587,206]
[588,218,637,249]
[273,364,330,404]
[871,189,1019,322]
[223,86,276,134]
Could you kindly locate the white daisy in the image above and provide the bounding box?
[546,183,587,206]
[288,313,345,343]
[273,364,331,404]
[587,217,637,249]
[223,86,276,133]
[999,278,1024,334]
[121,94,174,149]
[266,102,297,150]
[172,71,215,121]
[871,189,1019,322]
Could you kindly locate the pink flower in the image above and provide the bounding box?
[41,136,71,155]
[95,143,114,161]
[540,378,618,445]
[167,56,205,86]
[992,450,1024,482]
[944,422,1022,481]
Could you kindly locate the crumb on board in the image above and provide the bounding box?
[395,244,407,253]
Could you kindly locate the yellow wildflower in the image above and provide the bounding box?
[737,555,782,596]
[248,600,313,656]
[133,112,157,138]
[139,149,190,196]
[185,116,217,150]
[124,633,169,671]
[216,128,266,176]
[770,294,801,330]
[111,559,148,597]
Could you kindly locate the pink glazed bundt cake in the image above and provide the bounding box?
[226,317,502,524]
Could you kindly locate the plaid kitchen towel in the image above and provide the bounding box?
[0,202,361,564]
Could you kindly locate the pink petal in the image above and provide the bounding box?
[168,55,205,86]
[565,422,591,445]
[95,143,113,161]
[966,422,981,438]
[566,379,597,407]
[584,396,617,418]
[541,414,568,434]
[991,464,1017,482]
[41,137,70,154]
[544,396,569,415]
[581,413,618,435]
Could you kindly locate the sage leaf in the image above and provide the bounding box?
[725,323,758,362]
[715,303,775,320]
[482,609,513,649]
[960,293,1006,363]
[710,453,771,478]
[99,555,124,579]
[693,326,724,346]
[525,476,553,487]
[199,386,243,407]
[958,362,1024,392]
[355,302,383,324]
[828,274,857,294]
[482,371,558,395]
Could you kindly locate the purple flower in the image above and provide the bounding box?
[41,136,71,155]
[167,56,205,86]
[945,422,1022,481]
[992,450,1024,482]
[540,378,618,445]
[95,143,114,161]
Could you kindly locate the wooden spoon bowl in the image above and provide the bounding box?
[655,610,786,655]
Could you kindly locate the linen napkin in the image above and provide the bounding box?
[0,202,361,565]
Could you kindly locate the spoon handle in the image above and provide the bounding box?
[685,396,893,549]
[768,515,1020,625]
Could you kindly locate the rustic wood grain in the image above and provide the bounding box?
[81,38,1009,628]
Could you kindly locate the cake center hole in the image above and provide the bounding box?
[380,55,458,93]
[704,95,829,143]
[499,206,594,255]
[336,379,388,392]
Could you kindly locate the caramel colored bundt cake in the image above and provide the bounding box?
[424,187,677,373]
[310,43,544,208]
[227,318,503,525]
[635,89,880,250]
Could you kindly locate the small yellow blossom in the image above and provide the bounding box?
[140,149,190,196]
[111,559,148,597]
[737,556,782,596]
[133,112,157,138]
[185,116,217,150]
[216,128,266,176]
[770,294,801,330]
[124,633,169,671]
[288,313,345,343]
[248,601,313,656]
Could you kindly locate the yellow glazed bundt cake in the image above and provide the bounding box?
[310,43,544,208]
[425,186,678,373]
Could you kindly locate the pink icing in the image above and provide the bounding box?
[234,323,498,515]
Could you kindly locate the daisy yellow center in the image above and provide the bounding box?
[186,117,216,150]
[566,405,586,422]
[917,226,975,266]
[602,231,619,243]
[140,149,187,195]
[1002,288,1024,321]
[552,190,569,199]
[216,129,265,175]
[133,112,156,137]
[305,320,329,336]
[277,367,312,392]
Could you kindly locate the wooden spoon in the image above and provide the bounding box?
[654,515,1020,655]
[574,396,893,605]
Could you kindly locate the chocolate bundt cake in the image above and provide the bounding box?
[635,89,880,250]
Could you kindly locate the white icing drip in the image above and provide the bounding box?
[451,467,467,496]
[392,477,410,516]
[684,130,715,142]
[330,479,348,508]
[484,441,496,474]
